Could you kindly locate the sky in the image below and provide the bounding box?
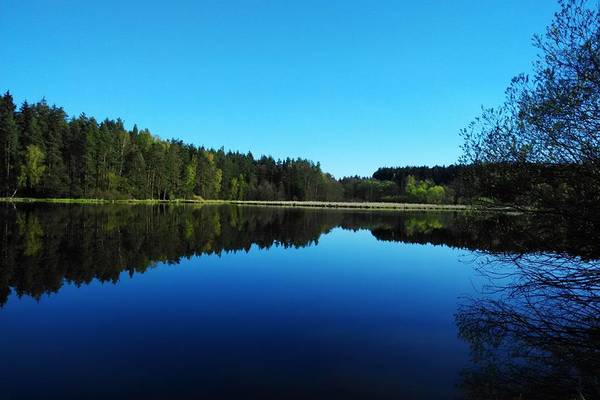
[0,0,559,177]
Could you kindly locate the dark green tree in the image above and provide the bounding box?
[0,92,20,196]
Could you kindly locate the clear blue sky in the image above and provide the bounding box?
[1,0,558,177]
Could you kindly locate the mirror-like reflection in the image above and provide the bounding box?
[457,248,600,399]
[2,204,596,307]
[0,203,598,399]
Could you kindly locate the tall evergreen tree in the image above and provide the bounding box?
[0,92,20,196]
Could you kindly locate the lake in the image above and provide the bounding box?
[0,204,597,399]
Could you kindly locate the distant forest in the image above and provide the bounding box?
[0,91,593,208]
[0,92,467,203]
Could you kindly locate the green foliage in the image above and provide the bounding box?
[460,0,600,216]
[1,93,460,205]
[184,158,197,197]
[404,175,447,204]
[0,94,355,202]
[340,177,399,202]
[0,92,20,195]
[197,151,222,199]
[229,176,239,200]
[18,144,46,191]
[426,185,445,204]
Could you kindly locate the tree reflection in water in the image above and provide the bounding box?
[3,203,491,306]
[456,220,600,399]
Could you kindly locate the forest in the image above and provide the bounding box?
[0,91,461,203]
[0,95,346,202]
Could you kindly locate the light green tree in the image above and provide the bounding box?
[18,144,46,191]
[238,174,247,200]
[184,157,197,198]
[197,152,222,199]
[229,176,239,200]
[426,185,445,204]
[406,175,446,204]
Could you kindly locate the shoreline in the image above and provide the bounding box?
[0,197,476,211]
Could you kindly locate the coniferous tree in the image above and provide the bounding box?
[0,92,20,196]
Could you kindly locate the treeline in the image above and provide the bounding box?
[0,91,472,204]
[340,174,455,204]
[1,90,593,207]
[346,165,470,204]
[0,95,343,201]
[367,162,600,210]
[373,165,467,188]
[3,91,561,206]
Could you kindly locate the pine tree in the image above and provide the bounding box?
[0,92,20,196]
[41,104,68,195]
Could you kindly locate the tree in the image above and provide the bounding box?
[183,157,197,198]
[426,185,445,204]
[0,92,19,196]
[197,151,222,199]
[163,142,182,199]
[17,145,45,193]
[17,101,43,149]
[229,176,239,200]
[238,174,247,200]
[40,103,68,196]
[461,0,600,216]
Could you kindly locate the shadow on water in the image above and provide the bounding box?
[1,203,599,398]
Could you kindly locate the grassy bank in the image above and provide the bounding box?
[0,197,475,211]
[217,200,472,211]
[0,197,180,205]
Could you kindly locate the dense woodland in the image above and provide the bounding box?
[0,95,346,202]
[0,91,464,204]
[0,91,460,203]
[0,94,589,209]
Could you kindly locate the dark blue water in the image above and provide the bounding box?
[0,205,596,399]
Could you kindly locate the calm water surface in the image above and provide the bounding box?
[0,204,597,399]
